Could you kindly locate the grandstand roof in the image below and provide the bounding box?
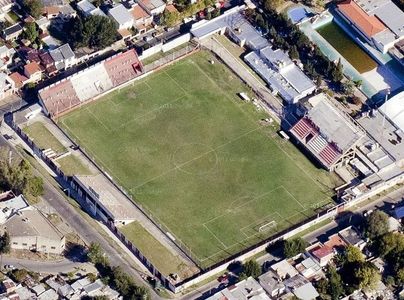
[338,0,386,37]
[289,93,364,169]
[38,50,143,117]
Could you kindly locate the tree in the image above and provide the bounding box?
[345,245,364,264]
[289,45,299,60]
[23,23,39,43]
[0,231,10,254]
[365,211,389,240]
[161,9,181,27]
[26,176,44,197]
[67,15,117,50]
[10,269,28,283]
[283,237,308,258]
[0,147,44,201]
[264,0,283,10]
[328,266,344,300]
[331,59,344,83]
[355,262,381,289]
[22,0,44,18]
[87,242,106,265]
[239,260,261,279]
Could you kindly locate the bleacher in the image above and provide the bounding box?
[71,64,113,101]
[39,80,81,117]
[104,49,144,87]
[38,50,144,117]
[290,117,342,170]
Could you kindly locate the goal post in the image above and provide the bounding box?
[258,220,276,232]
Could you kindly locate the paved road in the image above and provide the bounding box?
[0,135,161,300]
[1,256,96,274]
[182,186,404,300]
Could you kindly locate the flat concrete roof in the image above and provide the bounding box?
[305,93,364,151]
[191,6,268,50]
[75,174,138,222]
[3,209,64,241]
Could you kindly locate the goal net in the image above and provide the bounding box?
[258,220,276,232]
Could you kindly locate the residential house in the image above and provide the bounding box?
[131,3,152,34]
[44,4,76,20]
[284,275,319,300]
[270,259,299,280]
[138,0,166,16]
[1,278,17,294]
[2,23,23,41]
[36,17,51,31]
[258,270,286,298]
[77,0,106,17]
[206,277,271,300]
[0,193,28,224]
[338,226,367,250]
[49,43,75,70]
[108,4,134,33]
[39,52,57,75]
[309,243,335,267]
[9,71,29,88]
[0,72,15,99]
[0,45,15,70]
[24,61,42,82]
[1,208,66,254]
[295,256,324,280]
[0,0,14,19]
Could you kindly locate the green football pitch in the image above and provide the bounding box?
[59,51,340,267]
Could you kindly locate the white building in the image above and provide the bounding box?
[108,4,134,30]
[77,0,106,17]
[2,209,65,254]
[337,0,404,53]
[0,193,28,224]
[379,91,404,131]
[206,277,271,300]
[138,0,166,16]
[50,43,76,70]
[245,46,316,103]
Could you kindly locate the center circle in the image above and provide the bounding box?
[172,143,218,175]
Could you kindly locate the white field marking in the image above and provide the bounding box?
[114,94,186,131]
[112,80,153,106]
[163,69,190,96]
[60,119,128,188]
[131,126,262,191]
[203,224,228,249]
[239,212,281,233]
[239,212,282,237]
[191,52,331,195]
[202,186,284,227]
[85,107,113,133]
[171,143,219,176]
[280,185,306,210]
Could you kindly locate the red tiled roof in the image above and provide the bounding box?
[338,0,386,37]
[312,246,333,259]
[131,4,150,20]
[324,234,347,249]
[24,61,42,76]
[39,79,80,116]
[165,4,178,13]
[9,72,28,88]
[103,49,143,87]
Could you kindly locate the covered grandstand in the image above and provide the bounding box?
[289,93,365,171]
[39,49,143,117]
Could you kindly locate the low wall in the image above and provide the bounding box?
[6,116,176,291]
[139,33,192,60]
